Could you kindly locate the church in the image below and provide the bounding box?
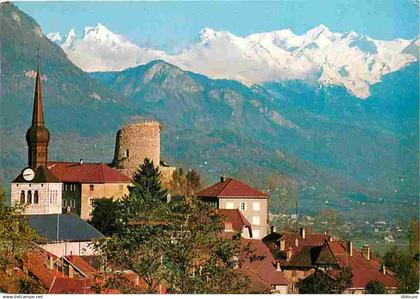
[10,61,132,219]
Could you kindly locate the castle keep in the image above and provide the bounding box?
[112,121,161,178]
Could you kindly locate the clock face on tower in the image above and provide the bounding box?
[22,168,35,181]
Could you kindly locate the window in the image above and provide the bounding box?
[126,149,130,158]
[119,185,124,192]
[34,191,39,204]
[252,202,260,211]
[89,185,94,191]
[20,191,25,204]
[280,239,286,251]
[27,190,32,204]
[225,202,234,209]
[252,216,260,225]
[240,202,246,211]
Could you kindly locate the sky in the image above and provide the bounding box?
[16,1,419,53]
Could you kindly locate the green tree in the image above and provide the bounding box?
[383,246,419,293]
[297,270,337,294]
[365,280,386,294]
[170,168,187,196]
[0,183,41,293]
[95,161,253,293]
[170,168,201,196]
[297,267,352,294]
[186,169,201,194]
[128,158,168,204]
[336,266,353,293]
[89,197,121,236]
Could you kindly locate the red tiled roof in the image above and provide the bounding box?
[49,277,95,294]
[282,231,330,252]
[327,241,400,289]
[47,161,131,183]
[218,209,252,232]
[65,255,98,278]
[240,239,288,287]
[263,230,331,263]
[24,246,65,289]
[197,178,267,198]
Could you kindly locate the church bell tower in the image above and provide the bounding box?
[26,58,50,170]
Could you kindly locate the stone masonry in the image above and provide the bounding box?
[112,121,161,178]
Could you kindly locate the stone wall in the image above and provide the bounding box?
[112,121,160,178]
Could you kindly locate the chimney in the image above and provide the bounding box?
[79,158,84,165]
[300,227,306,239]
[286,247,293,261]
[220,175,225,182]
[347,240,353,257]
[270,226,276,233]
[224,221,233,232]
[362,245,371,261]
[276,261,281,272]
[381,265,386,275]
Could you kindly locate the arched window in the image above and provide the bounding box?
[20,191,25,204]
[34,191,39,204]
[27,190,32,204]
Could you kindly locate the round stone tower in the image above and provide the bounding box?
[112,121,161,178]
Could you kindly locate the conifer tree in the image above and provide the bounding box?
[128,158,167,203]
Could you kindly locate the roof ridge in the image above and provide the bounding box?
[237,209,251,227]
[219,178,233,195]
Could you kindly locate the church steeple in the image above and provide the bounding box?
[26,55,50,170]
[31,62,45,126]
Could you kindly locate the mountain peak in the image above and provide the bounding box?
[47,31,62,43]
[84,23,113,40]
[62,28,77,49]
[197,27,218,43]
[304,24,334,40]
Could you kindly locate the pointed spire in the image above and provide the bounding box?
[32,48,44,126]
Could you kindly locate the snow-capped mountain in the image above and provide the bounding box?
[50,24,418,98]
[59,23,165,72]
[46,31,62,43]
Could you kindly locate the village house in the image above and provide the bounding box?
[28,214,104,257]
[219,208,288,293]
[197,177,269,239]
[46,161,131,220]
[263,227,400,293]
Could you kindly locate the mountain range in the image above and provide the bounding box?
[53,23,418,98]
[1,2,418,222]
